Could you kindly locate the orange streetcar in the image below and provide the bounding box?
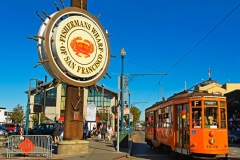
[145,90,228,159]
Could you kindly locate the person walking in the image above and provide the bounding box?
[83,123,89,140]
[58,123,64,141]
[13,124,24,148]
[107,124,113,141]
[101,125,107,141]
[53,121,60,144]
[92,124,97,138]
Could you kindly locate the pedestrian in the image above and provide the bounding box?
[107,124,113,141]
[13,124,24,148]
[92,124,97,138]
[14,124,21,135]
[101,124,107,141]
[58,123,64,141]
[53,121,60,144]
[83,123,89,140]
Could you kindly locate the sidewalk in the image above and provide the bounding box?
[0,135,134,160]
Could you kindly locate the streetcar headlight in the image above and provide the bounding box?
[209,138,215,145]
[191,143,197,147]
[209,131,214,137]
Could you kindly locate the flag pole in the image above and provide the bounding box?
[208,68,212,79]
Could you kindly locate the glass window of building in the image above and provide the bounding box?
[34,87,57,107]
[45,88,57,106]
[61,85,66,110]
[34,93,44,105]
[87,88,110,107]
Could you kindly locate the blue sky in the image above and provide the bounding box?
[1,0,240,121]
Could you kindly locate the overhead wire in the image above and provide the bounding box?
[125,60,165,73]
[145,4,240,102]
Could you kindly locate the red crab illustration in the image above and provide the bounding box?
[70,37,94,58]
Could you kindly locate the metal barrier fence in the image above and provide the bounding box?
[7,135,52,158]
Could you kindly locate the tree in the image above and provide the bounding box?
[30,113,47,125]
[130,106,141,125]
[9,104,25,124]
[96,107,113,122]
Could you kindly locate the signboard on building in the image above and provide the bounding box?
[86,104,97,121]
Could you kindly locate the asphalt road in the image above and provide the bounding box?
[121,131,240,160]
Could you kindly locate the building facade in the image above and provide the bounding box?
[0,107,9,124]
[194,78,240,131]
[194,79,240,95]
[27,82,118,129]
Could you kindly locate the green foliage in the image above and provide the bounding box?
[9,104,25,123]
[130,106,141,125]
[30,113,47,123]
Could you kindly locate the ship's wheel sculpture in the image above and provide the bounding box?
[29,0,112,88]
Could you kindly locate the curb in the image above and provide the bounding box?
[112,153,129,160]
[112,136,134,160]
[0,157,64,160]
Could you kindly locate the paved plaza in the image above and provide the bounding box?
[0,132,239,160]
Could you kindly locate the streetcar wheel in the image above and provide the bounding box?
[168,147,175,158]
[224,154,228,160]
[148,141,153,148]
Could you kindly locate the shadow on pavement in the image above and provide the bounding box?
[229,143,240,148]
[52,145,57,154]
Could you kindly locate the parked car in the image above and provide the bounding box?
[29,123,55,137]
[0,129,8,135]
[228,130,240,143]
[0,126,9,136]
[135,125,142,131]
[5,123,18,135]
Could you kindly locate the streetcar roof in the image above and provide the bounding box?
[145,90,225,111]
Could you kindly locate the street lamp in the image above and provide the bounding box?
[101,84,104,124]
[120,47,126,134]
[128,91,131,128]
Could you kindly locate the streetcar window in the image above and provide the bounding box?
[220,108,226,128]
[220,101,226,107]
[158,106,172,128]
[204,107,218,128]
[192,108,202,128]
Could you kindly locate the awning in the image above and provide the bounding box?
[58,116,64,121]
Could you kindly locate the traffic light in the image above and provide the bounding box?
[36,80,43,94]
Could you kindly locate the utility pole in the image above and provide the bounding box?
[101,84,104,124]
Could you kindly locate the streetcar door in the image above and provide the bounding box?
[176,104,190,148]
